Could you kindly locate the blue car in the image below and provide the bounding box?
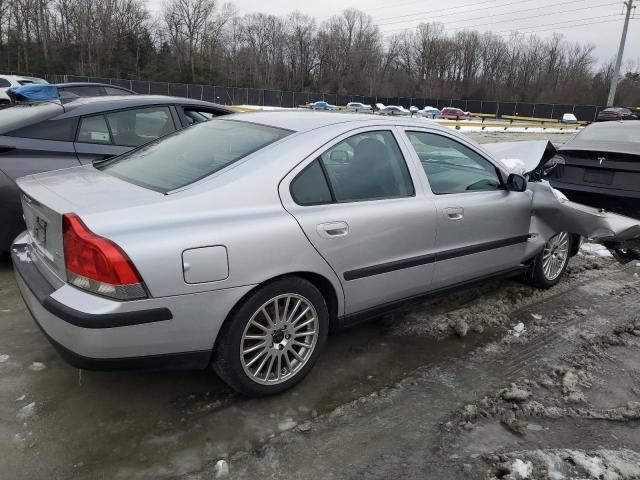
[310,101,338,111]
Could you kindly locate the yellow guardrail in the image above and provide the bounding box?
[501,115,559,123]
[470,113,496,118]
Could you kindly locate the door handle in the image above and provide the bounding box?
[317,221,349,239]
[444,207,464,221]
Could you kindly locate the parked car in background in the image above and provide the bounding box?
[547,121,640,218]
[56,83,136,99]
[11,112,640,396]
[346,102,372,113]
[440,107,471,119]
[409,106,419,115]
[0,95,232,254]
[418,106,441,118]
[378,105,410,116]
[561,113,578,124]
[310,101,338,111]
[596,107,637,122]
[0,75,48,104]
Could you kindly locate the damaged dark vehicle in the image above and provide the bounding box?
[546,121,640,221]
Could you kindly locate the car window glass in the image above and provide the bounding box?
[77,115,112,144]
[104,86,133,96]
[290,160,333,205]
[17,80,33,86]
[7,117,77,141]
[319,130,414,202]
[62,85,105,97]
[96,119,290,192]
[105,107,175,147]
[406,131,501,195]
[0,78,10,87]
[183,109,217,125]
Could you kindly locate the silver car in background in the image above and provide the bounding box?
[12,112,640,395]
[346,102,372,113]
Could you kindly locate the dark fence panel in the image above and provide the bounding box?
[398,97,411,108]
[482,101,497,115]
[553,104,574,120]
[263,90,280,107]
[131,80,150,94]
[281,91,294,108]
[247,89,262,105]
[111,78,132,89]
[169,83,188,99]
[515,103,534,117]
[364,96,376,106]
[497,102,516,117]
[202,85,215,102]
[574,105,597,122]
[187,84,203,100]
[533,103,553,118]
[308,92,324,103]
[466,100,482,113]
[451,99,466,110]
[337,94,349,106]
[324,93,338,105]
[294,92,308,106]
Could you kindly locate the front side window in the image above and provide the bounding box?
[0,78,10,88]
[105,107,175,147]
[97,119,290,192]
[293,130,414,204]
[406,131,501,195]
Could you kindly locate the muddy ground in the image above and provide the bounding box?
[3,131,640,480]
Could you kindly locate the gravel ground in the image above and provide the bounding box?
[5,129,640,480]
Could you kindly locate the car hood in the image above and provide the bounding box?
[483,140,558,178]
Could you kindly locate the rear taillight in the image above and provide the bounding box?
[62,213,146,300]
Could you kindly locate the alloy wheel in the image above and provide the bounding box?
[240,294,319,386]
[542,232,570,281]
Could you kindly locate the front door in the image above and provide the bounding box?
[401,129,532,288]
[280,127,438,315]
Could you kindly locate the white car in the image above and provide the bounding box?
[0,75,48,103]
[561,113,578,124]
[378,105,411,116]
[346,102,372,113]
[418,106,441,118]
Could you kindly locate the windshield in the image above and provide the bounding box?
[577,124,640,143]
[96,119,291,192]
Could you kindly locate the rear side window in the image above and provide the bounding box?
[291,160,333,205]
[105,107,175,147]
[104,86,133,96]
[7,117,77,141]
[0,78,10,87]
[78,115,111,144]
[60,85,105,97]
[96,119,290,192]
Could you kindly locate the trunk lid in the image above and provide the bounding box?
[17,165,164,278]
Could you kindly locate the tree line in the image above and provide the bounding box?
[1,0,638,105]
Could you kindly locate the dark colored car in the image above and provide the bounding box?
[547,121,640,218]
[55,82,136,99]
[0,95,232,253]
[596,107,638,122]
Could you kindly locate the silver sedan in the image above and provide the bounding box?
[11,112,640,395]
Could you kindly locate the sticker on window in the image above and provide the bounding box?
[91,132,110,142]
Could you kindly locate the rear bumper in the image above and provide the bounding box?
[11,238,253,371]
[549,179,640,199]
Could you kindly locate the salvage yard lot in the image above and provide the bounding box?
[2,131,640,480]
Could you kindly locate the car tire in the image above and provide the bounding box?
[526,232,573,289]
[212,276,329,396]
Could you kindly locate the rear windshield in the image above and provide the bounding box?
[577,125,640,143]
[96,119,291,192]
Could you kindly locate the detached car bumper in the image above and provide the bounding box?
[11,237,253,371]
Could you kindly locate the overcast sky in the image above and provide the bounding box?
[148,0,639,67]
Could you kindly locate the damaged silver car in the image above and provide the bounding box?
[11,112,640,395]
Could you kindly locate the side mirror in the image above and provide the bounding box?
[506,173,527,192]
[330,150,349,163]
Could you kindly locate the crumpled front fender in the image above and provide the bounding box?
[526,181,640,262]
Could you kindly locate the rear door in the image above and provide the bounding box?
[74,106,177,163]
[400,128,532,288]
[280,126,438,315]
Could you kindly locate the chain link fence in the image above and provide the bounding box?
[6,71,608,122]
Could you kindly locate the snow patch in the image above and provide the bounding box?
[0,354,9,363]
[214,459,229,478]
[17,402,36,420]
[28,362,46,371]
[0,309,11,313]
[531,314,543,320]
[511,458,533,478]
[13,249,32,262]
[277,418,297,432]
[580,243,612,258]
[500,158,528,175]
[16,394,26,402]
[510,322,526,337]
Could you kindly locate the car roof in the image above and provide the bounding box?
[0,74,43,82]
[226,110,448,133]
[59,95,231,116]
